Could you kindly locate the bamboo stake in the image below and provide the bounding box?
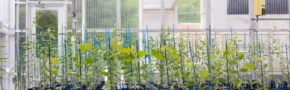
[242,32,247,82]
[268,32,274,81]
[259,34,265,89]
[189,41,197,85]
[286,44,290,89]
[225,40,230,88]
[280,45,284,90]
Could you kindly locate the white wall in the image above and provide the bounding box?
[143,9,176,30]
[0,0,7,28]
[0,0,15,90]
[209,0,289,30]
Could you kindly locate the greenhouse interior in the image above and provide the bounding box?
[1,0,290,90]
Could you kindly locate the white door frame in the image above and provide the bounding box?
[29,4,67,57]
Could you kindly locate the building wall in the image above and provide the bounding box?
[210,0,289,30]
[142,9,177,30]
[0,0,15,89]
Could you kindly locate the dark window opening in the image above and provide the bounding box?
[228,0,249,15]
[265,0,288,14]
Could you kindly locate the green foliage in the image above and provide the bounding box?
[200,69,209,80]
[16,28,284,90]
[151,49,164,60]
[243,62,255,70]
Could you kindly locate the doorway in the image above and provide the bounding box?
[29,4,67,56]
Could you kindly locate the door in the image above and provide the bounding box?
[25,2,67,88]
[30,5,67,57]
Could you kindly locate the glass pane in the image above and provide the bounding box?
[17,4,26,30]
[227,0,249,15]
[86,0,116,28]
[66,0,82,30]
[178,0,200,23]
[35,10,58,57]
[121,0,139,28]
[266,0,289,14]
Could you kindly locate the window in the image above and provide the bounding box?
[86,0,139,29]
[178,0,200,23]
[227,0,249,15]
[86,0,116,28]
[265,0,288,14]
[121,0,139,28]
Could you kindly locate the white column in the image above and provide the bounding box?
[9,0,16,31]
[139,0,143,49]
[6,0,16,89]
[289,0,290,30]
[201,0,210,29]
[0,0,4,22]
[82,0,86,43]
[249,0,255,41]
[4,36,15,90]
[139,0,143,30]
[116,0,121,30]
[160,0,165,29]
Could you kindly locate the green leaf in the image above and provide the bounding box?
[73,57,78,62]
[44,66,49,71]
[200,69,209,79]
[210,54,217,59]
[138,51,147,58]
[79,44,87,51]
[52,66,59,75]
[233,79,242,87]
[99,71,109,76]
[218,77,226,82]
[172,66,180,70]
[86,43,93,50]
[85,58,93,65]
[151,49,164,60]
[51,58,58,65]
[237,52,244,60]
[263,64,268,68]
[186,64,193,68]
[244,62,255,70]
[141,64,148,70]
[183,72,190,79]
[239,68,248,72]
[229,60,237,65]
[79,43,93,51]
[118,46,131,55]
[75,64,81,67]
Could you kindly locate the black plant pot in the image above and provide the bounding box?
[54,82,62,87]
[81,84,88,90]
[251,80,259,89]
[201,80,214,89]
[276,81,289,90]
[220,82,232,89]
[64,83,73,90]
[27,87,40,90]
[220,87,230,90]
[119,88,130,90]
[49,87,55,90]
[270,80,276,89]
[242,82,250,90]
[188,85,198,90]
